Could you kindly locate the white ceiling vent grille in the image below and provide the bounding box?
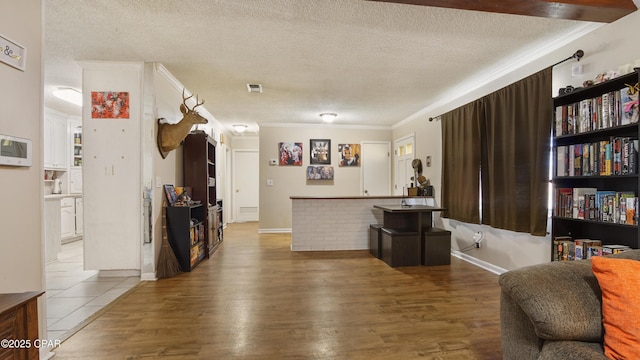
[247,84,263,93]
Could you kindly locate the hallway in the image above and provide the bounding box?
[53,222,502,359]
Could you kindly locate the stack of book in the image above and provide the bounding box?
[554,188,638,225]
[554,85,638,136]
[556,137,638,177]
[553,236,631,261]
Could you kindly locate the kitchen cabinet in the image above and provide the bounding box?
[70,121,82,168]
[69,168,83,194]
[60,197,75,240]
[75,197,83,236]
[44,115,68,169]
[45,198,62,263]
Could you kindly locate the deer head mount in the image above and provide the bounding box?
[157,89,208,159]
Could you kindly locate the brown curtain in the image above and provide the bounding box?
[441,100,483,224]
[481,67,552,236]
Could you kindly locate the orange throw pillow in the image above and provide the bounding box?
[591,256,640,360]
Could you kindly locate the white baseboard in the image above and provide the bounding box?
[451,250,508,275]
[98,269,141,277]
[140,273,157,281]
[258,228,292,234]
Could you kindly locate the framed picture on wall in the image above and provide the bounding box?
[91,91,130,119]
[307,166,334,180]
[338,144,360,167]
[279,142,303,166]
[310,139,331,165]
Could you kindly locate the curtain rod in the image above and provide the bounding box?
[428,50,584,122]
[552,49,584,67]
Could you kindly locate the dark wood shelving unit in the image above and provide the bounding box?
[183,132,222,258]
[551,70,640,259]
[166,204,206,271]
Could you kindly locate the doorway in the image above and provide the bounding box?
[394,134,415,195]
[232,149,259,222]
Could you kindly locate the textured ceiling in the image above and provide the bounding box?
[44,0,604,133]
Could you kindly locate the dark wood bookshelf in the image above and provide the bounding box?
[183,132,222,258]
[551,70,640,260]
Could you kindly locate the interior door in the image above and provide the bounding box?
[394,135,415,195]
[362,141,391,196]
[233,150,259,222]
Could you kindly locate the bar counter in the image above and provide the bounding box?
[290,196,434,251]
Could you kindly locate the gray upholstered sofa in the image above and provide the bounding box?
[499,249,640,360]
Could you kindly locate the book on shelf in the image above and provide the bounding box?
[574,239,602,260]
[626,197,637,225]
[554,188,573,217]
[602,244,631,255]
[552,236,573,261]
[573,188,597,219]
[554,85,637,134]
[554,188,638,224]
[557,138,638,177]
[620,85,639,125]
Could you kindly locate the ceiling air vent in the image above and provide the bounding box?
[247,84,263,93]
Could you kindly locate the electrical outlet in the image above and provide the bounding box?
[473,231,484,248]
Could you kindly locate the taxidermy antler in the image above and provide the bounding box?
[157,89,207,159]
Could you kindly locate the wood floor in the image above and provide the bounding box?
[53,222,503,359]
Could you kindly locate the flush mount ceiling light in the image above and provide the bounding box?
[53,87,83,106]
[232,124,248,133]
[319,113,337,123]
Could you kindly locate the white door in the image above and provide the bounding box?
[394,135,415,195]
[233,150,259,222]
[362,141,391,196]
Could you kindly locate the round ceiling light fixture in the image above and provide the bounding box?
[232,124,248,133]
[319,112,337,123]
[53,87,83,106]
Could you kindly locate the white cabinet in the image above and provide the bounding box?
[69,169,83,194]
[60,197,75,240]
[70,121,82,168]
[45,199,62,263]
[44,115,68,169]
[75,197,83,236]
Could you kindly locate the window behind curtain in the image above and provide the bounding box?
[441,68,552,236]
[441,100,483,224]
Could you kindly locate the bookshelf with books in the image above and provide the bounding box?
[165,204,206,271]
[183,132,222,258]
[552,69,640,261]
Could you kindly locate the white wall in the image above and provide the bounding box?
[259,124,392,231]
[0,1,48,357]
[0,0,43,291]
[80,62,143,272]
[393,11,640,271]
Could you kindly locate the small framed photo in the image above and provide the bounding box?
[310,139,331,165]
[307,166,334,180]
[163,184,178,206]
[338,144,360,167]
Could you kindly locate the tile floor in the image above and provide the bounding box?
[45,239,140,342]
